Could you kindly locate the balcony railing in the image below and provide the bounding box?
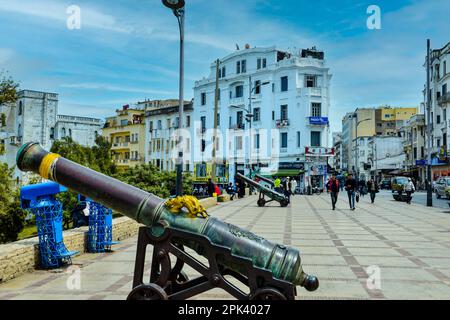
[196,128,206,135]
[112,142,130,149]
[298,87,323,97]
[276,119,290,128]
[230,97,245,105]
[230,123,246,130]
[438,92,450,105]
[10,136,22,146]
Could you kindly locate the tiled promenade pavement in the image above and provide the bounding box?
[1,193,450,300]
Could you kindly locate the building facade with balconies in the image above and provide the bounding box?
[144,101,193,173]
[399,114,426,187]
[191,46,332,186]
[102,106,145,171]
[332,132,343,172]
[427,42,450,179]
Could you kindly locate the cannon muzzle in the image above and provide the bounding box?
[17,142,318,290]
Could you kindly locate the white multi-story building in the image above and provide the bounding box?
[369,136,406,181]
[332,132,343,172]
[144,100,194,172]
[427,41,450,179]
[0,89,102,183]
[191,46,332,187]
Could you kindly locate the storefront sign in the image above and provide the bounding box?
[305,147,335,157]
[279,162,305,170]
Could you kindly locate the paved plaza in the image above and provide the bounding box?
[1,192,450,300]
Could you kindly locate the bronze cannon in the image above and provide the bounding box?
[17,142,318,300]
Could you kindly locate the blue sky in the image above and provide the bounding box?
[0,0,449,134]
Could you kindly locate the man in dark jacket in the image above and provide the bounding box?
[328,174,340,210]
[345,174,357,211]
[367,178,379,204]
[207,179,215,197]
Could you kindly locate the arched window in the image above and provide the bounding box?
[62,128,66,138]
[69,129,72,138]
[18,101,23,116]
[18,124,21,135]
[50,127,55,139]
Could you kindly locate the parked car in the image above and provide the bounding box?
[435,177,450,199]
[391,177,410,201]
[380,179,391,190]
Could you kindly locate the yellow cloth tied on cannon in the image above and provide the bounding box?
[165,196,209,219]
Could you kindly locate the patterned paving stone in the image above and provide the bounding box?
[2,194,450,300]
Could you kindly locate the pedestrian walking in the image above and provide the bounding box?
[358,179,366,197]
[328,174,340,210]
[404,178,416,204]
[207,178,215,197]
[345,173,357,211]
[367,178,379,204]
[287,177,293,195]
[291,179,298,195]
[274,177,282,193]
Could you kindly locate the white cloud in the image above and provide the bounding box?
[0,0,130,33]
[60,82,177,95]
[0,48,14,66]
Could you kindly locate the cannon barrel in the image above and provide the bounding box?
[17,143,318,291]
[254,174,275,187]
[237,173,288,202]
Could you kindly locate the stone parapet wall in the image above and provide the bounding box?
[0,197,221,284]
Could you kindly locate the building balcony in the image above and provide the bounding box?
[116,159,130,165]
[298,87,323,97]
[438,92,450,105]
[229,97,245,106]
[230,123,246,130]
[10,136,22,146]
[111,142,130,150]
[276,119,290,128]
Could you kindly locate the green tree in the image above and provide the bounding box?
[114,164,193,199]
[0,163,26,243]
[0,72,24,243]
[1,72,19,157]
[0,70,19,105]
[50,136,117,226]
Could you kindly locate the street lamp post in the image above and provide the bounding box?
[231,80,269,178]
[426,39,433,207]
[162,0,185,196]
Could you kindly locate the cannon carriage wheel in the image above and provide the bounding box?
[129,226,298,300]
[127,283,169,300]
[250,287,288,300]
[257,198,266,207]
